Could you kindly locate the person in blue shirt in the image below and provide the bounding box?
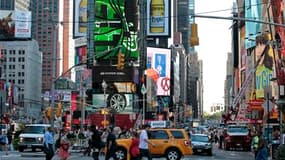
[43,127,54,160]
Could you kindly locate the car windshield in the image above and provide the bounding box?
[22,126,45,134]
[192,135,209,142]
[227,126,248,133]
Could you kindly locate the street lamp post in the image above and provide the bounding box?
[102,80,107,128]
[44,7,58,130]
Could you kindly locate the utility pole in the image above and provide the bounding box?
[44,7,58,130]
[80,70,86,131]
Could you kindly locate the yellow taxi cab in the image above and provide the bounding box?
[115,128,193,160]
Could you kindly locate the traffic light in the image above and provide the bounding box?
[190,23,199,46]
[45,107,52,119]
[56,102,62,118]
[117,52,125,70]
[101,109,108,115]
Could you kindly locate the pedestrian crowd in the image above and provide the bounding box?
[42,124,154,160]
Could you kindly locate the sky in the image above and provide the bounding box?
[195,0,234,113]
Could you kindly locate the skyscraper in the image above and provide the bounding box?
[30,0,59,92]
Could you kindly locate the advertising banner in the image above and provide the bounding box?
[73,0,87,37]
[147,47,171,96]
[92,93,134,113]
[75,45,87,64]
[94,0,139,61]
[146,0,170,37]
[0,10,31,40]
[255,34,274,98]
[92,66,139,83]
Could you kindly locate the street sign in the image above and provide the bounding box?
[141,84,147,95]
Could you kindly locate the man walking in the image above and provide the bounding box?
[43,127,54,160]
[139,124,155,160]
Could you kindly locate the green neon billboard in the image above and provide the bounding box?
[94,0,138,61]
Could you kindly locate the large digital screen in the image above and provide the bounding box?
[0,10,31,40]
[147,47,171,96]
[146,0,170,37]
[94,0,139,61]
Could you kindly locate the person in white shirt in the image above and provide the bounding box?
[139,124,155,160]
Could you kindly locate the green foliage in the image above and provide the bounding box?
[204,111,223,120]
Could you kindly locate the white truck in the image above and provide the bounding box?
[18,124,50,152]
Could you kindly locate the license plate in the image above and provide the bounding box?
[27,145,31,148]
[197,149,202,152]
[236,144,241,146]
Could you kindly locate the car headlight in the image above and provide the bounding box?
[38,137,43,142]
[19,137,23,143]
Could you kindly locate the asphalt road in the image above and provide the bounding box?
[0,143,255,160]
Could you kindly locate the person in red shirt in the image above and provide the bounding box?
[129,131,139,160]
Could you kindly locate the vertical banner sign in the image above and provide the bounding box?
[74,0,87,37]
[146,0,170,37]
[147,47,171,96]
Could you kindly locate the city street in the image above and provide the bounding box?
[0,143,255,160]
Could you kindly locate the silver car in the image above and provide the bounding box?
[191,133,212,156]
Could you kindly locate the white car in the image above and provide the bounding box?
[18,124,50,152]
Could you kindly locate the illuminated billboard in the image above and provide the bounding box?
[146,0,170,37]
[0,10,31,40]
[147,47,171,96]
[73,0,87,37]
[94,0,139,61]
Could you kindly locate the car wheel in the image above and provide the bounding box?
[208,149,212,156]
[166,148,181,160]
[115,147,127,160]
[107,93,127,112]
[18,147,24,152]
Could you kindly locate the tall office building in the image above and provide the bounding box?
[0,0,30,11]
[30,0,59,92]
[0,40,42,119]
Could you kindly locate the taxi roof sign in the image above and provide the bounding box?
[150,121,167,128]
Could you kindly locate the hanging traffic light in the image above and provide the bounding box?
[190,23,199,46]
[117,52,125,70]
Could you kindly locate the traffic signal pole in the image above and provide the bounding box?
[191,14,285,28]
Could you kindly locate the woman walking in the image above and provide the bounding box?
[57,130,70,160]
